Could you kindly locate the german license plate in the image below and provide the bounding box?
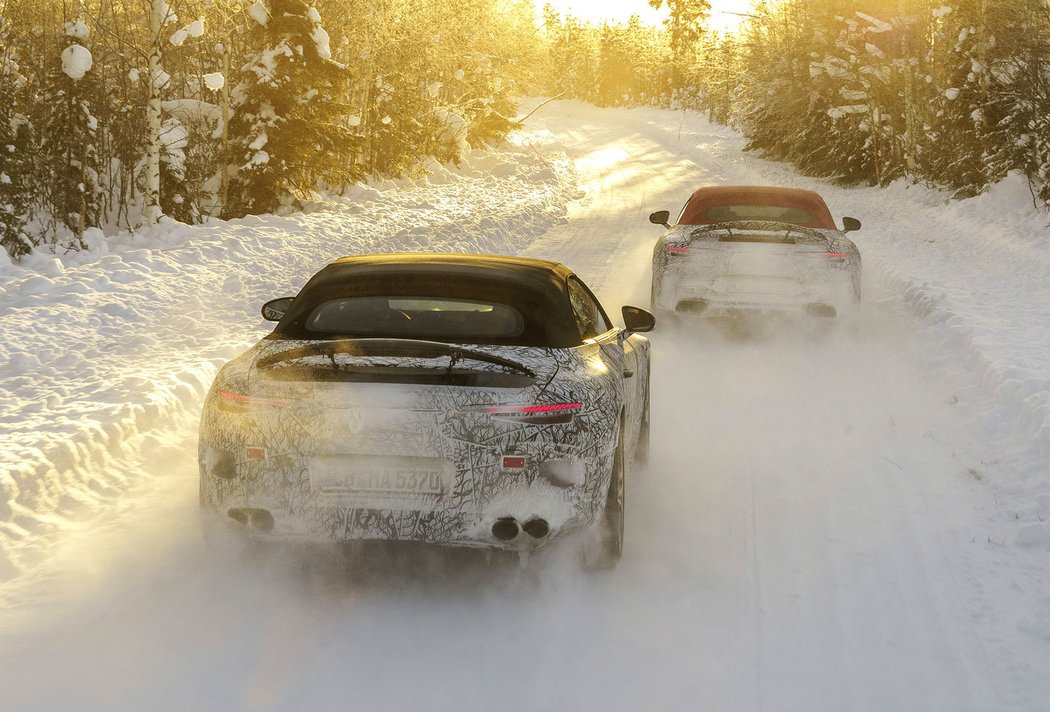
[310,455,449,497]
[345,467,444,494]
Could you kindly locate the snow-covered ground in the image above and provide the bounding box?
[1,100,1049,710]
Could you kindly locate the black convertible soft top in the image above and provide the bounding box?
[271,253,585,347]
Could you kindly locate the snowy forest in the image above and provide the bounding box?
[545,0,1050,201]
[2,0,1049,261]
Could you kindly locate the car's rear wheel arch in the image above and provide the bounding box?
[583,416,626,570]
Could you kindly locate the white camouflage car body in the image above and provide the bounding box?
[198,254,652,557]
[649,186,862,322]
[651,220,862,320]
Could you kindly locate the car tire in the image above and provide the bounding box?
[583,434,625,570]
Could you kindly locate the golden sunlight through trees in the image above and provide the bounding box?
[536,0,758,33]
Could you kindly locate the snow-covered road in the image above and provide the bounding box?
[2,101,1049,711]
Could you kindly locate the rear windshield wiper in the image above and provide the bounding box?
[439,346,536,378]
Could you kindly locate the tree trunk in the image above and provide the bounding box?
[217,47,231,215]
[899,4,917,176]
[143,0,164,225]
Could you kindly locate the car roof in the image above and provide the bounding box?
[330,252,572,278]
[680,185,837,229]
[273,253,586,347]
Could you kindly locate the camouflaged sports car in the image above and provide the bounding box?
[649,186,862,324]
[199,253,654,568]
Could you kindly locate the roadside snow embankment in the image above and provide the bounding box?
[0,132,579,581]
[865,173,1050,473]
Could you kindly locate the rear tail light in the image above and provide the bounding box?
[216,390,290,413]
[666,246,690,254]
[800,251,850,261]
[485,402,582,424]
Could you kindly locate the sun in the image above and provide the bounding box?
[536,0,757,34]
[707,0,757,34]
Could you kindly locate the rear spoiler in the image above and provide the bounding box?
[690,221,831,244]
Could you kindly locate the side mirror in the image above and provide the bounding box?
[622,305,656,333]
[261,297,295,322]
[842,217,862,233]
[649,210,671,229]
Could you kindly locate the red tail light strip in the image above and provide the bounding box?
[485,402,582,425]
[485,402,582,415]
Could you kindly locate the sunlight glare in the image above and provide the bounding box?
[537,0,756,34]
[708,0,756,34]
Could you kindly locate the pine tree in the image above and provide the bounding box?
[39,20,103,246]
[598,23,633,106]
[0,21,32,258]
[542,7,600,102]
[224,0,354,217]
[922,0,997,196]
[737,1,816,165]
[972,0,1050,199]
[649,0,711,99]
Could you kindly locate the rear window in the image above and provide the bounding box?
[677,189,837,228]
[305,297,525,340]
[703,204,814,225]
[273,264,584,347]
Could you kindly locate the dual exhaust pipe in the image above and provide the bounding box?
[492,516,549,542]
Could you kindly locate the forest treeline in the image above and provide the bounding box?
[545,0,1050,204]
[1,0,1049,260]
[0,0,540,258]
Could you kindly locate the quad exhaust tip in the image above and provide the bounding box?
[492,517,519,541]
[228,507,275,533]
[492,517,550,541]
[522,518,550,539]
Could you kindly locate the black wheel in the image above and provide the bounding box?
[583,435,625,570]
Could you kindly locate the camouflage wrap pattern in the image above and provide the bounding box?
[651,221,862,317]
[199,336,649,550]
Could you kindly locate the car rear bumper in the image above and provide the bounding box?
[199,446,609,551]
[654,274,857,319]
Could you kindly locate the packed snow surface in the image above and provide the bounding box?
[1,100,1049,710]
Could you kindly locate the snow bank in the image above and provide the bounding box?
[0,127,577,581]
[859,173,1050,482]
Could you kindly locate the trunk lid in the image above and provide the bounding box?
[241,339,570,510]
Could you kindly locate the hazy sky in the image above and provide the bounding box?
[537,0,756,33]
